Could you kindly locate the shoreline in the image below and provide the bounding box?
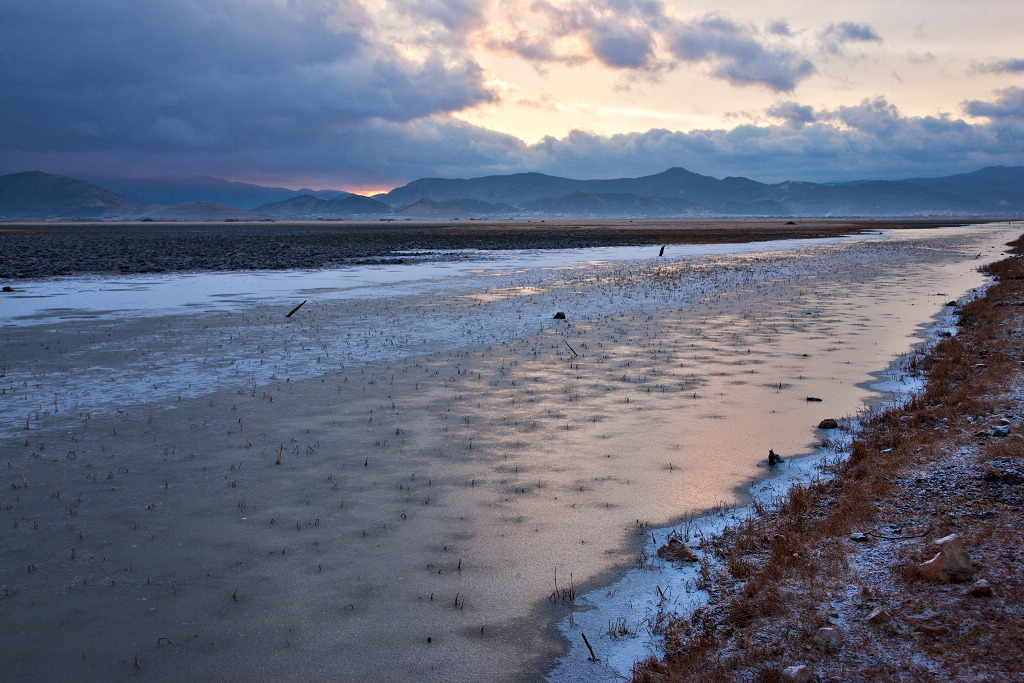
[545,269,986,681]
[627,231,1024,681]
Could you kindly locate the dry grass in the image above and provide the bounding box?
[633,234,1024,682]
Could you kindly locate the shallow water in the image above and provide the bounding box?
[0,224,1017,682]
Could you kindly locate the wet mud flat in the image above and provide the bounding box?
[0,225,1017,682]
[0,218,978,278]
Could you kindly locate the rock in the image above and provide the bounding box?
[552,312,566,319]
[812,627,841,648]
[1003,471,1024,485]
[817,418,839,429]
[968,579,994,597]
[990,426,1010,437]
[656,537,697,563]
[984,464,1024,484]
[806,397,823,402]
[850,532,869,542]
[781,664,810,682]
[867,607,891,624]
[916,623,949,636]
[918,533,974,582]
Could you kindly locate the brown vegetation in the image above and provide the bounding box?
[633,234,1024,682]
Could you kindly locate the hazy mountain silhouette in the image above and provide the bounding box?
[3,166,1023,221]
[88,175,352,209]
[380,166,1024,217]
[0,171,141,219]
[254,194,390,218]
[394,198,518,218]
[520,192,698,217]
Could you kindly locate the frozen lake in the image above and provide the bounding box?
[0,224,1018,682]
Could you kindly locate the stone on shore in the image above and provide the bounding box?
[781,664,810,682]
[917,533,974,582]
[657,537,698,563]
[867,607,892,624]
[812,627,841,648]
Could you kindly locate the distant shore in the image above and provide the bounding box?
[0,218,996,279]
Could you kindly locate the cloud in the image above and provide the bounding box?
[489,6,819,89]
[963,86,1024,119]
[821,22,882,53]
[975,58,1024,74]
[488,30,582,65]
[587,21,658,69]
[498,0,662,70]
[402,0,490,32]
[6,95,1023,189]
[3,0,1021,190]
[666,15,815,91]
[0,0,496,156]
[523,98,1016,183]
[767,102,818,129]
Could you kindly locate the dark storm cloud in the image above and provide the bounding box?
[0,0,496,155]
[2,0,1020,189]
[666,15,815,91]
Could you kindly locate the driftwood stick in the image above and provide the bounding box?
[564,340,579,357]
[286,300,307,318]
[581,632,598,661]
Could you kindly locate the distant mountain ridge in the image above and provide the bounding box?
[376,166,1024,217]
[254,194,390,218]
[2,166,1023,221]
[0,171,140,220]
[86,175,352,209]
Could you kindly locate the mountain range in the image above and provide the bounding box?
[2,166,1023,221]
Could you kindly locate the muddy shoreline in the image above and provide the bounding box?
[626,231,1024,682]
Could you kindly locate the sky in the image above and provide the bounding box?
[2,0,1024,193]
